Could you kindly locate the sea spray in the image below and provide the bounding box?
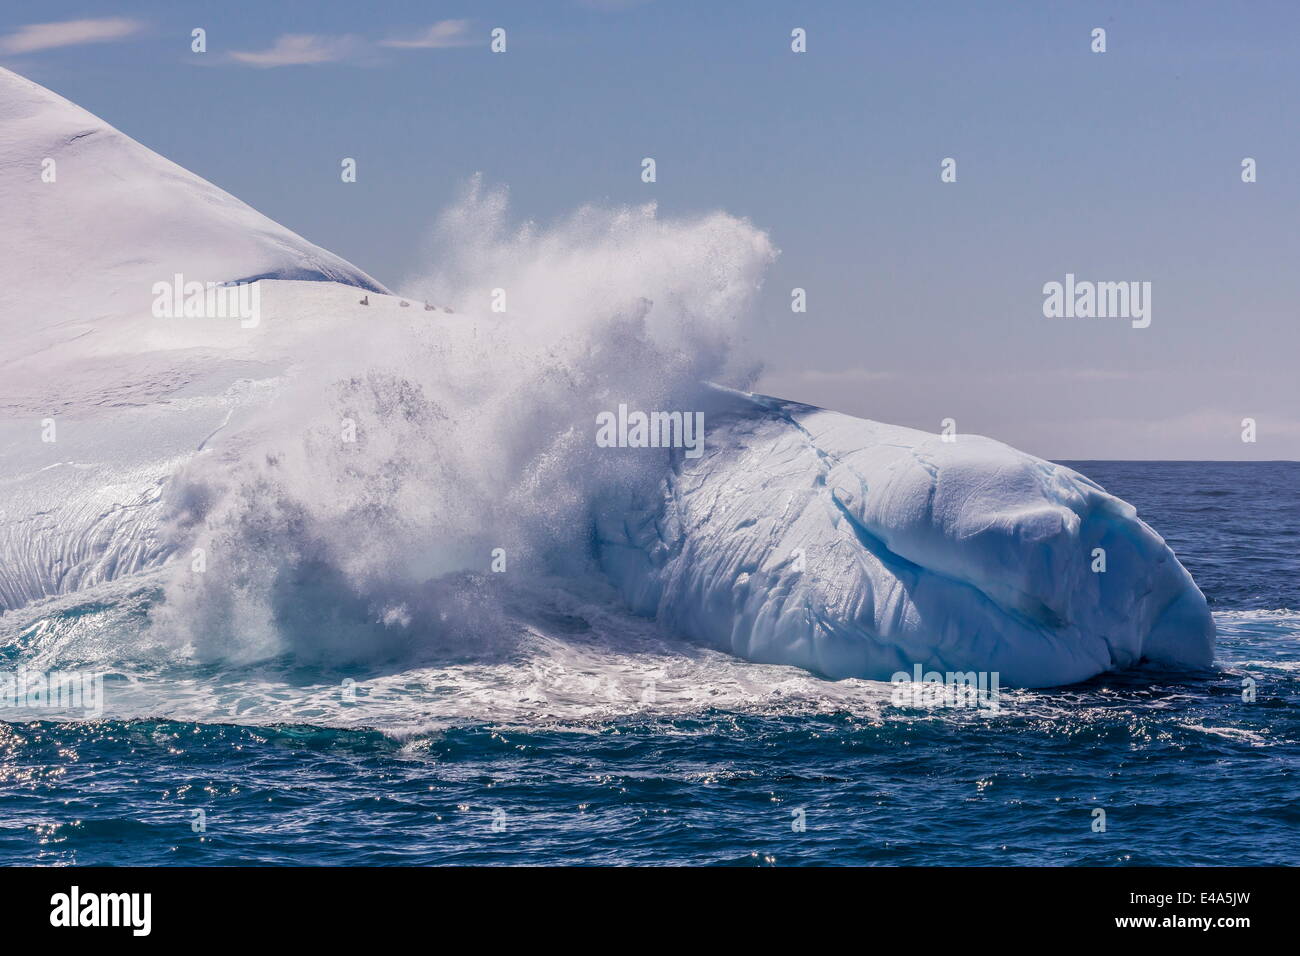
[150,177,776,665]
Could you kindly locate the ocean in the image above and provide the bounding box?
[1,460,1296,866]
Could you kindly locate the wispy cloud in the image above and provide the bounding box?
[0,17,144,55]
[229,33,361,68]
[380,20,472,49]
[229,23,473,68]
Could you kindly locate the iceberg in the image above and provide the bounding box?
[598,388,1214,687]
[0,66,1215,687]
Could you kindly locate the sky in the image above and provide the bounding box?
[2,0,1298,460]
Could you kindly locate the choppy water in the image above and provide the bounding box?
[1,461,1296,865]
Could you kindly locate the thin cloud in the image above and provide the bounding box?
[0,17,144,55]
[381,20,472,49]
[229,34,360,68]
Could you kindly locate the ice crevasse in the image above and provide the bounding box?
[598,388,1216,688]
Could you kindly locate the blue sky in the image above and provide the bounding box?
[4,0,1298,459]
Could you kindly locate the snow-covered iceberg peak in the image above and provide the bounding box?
[598,388,1215,688]
[0,66,386,358]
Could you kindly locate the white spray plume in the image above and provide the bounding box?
[153,178,777,666]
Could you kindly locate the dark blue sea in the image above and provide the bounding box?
[1,461,1296,866]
